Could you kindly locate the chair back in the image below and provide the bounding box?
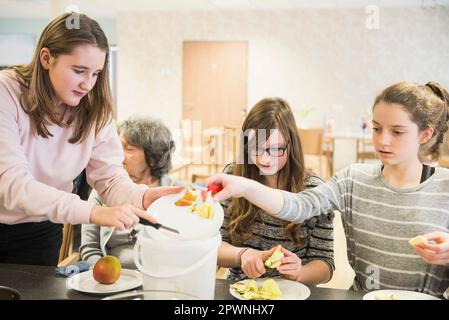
[298,128,324,156]
[439,132,449,168]
[222,125,241,165]
[201,126,240,174]
[356,138,376,163]
[58,169,91,266]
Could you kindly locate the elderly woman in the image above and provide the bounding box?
[80,117,179,268]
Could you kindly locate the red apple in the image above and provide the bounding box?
[93,256,121,284]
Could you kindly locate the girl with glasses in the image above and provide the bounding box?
[217,97,335,285]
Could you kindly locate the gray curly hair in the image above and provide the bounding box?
[118,117,175,180]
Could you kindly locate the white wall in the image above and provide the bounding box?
[116,7,449,170]
[0,18,117,44]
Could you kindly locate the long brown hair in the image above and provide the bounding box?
[11,12,113,143]
[373,81,449,160]
[228,97,309,245]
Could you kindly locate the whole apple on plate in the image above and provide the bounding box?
[93,256,121,284]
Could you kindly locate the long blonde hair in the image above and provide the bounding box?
[11,12,113,143]
[228,97,309,245]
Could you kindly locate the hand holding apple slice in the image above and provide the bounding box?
[408,235,427,247]
[264,245,284,269]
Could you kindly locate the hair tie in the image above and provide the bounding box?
[425,82,443,100]
[425,82,449,122]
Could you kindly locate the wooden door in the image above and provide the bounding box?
[182,41,247,129]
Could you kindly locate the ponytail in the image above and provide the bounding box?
[424,82,449,159]
[425,82,449,122]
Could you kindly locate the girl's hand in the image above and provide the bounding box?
[277,247,303,281]
[413,231,449,265]
[240,248,273,279]
[142,186,184,209]
[90,204,157,230]
[206,174,253,202]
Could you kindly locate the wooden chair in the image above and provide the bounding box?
[438,156,449,168]
[216,266,230,279]
[58,224,80,267]
[323,135,334,177]
[204,125,240,174]
[356,138,376,163]
[180,118,210,163]
[298,128,331,178]
[170,157,192,181]
[223,125,241,165]
[191,173,209,184]
[58,169,91,267]
[203,131,222,174]
[438,132,449,168]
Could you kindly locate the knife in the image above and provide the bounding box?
[191,182,223,193]
[139,218,180,234]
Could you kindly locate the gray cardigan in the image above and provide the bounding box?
[80,176,179,267]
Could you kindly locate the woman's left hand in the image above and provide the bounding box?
[142,186,184,209]
[413,231,449,265]
[277,247,303,281]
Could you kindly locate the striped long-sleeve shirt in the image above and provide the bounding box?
[220,164,335,281]
[278,163,449,297]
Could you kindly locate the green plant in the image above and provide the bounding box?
[295,106,314,121]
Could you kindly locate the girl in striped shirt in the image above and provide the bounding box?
[217,97,335,285]
[211,82,449,297]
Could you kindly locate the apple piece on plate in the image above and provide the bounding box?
[259,279,282,300]
[175,198,193,206]
[183,190,197,202]
[375,293,399,300]
[199,203,213,219]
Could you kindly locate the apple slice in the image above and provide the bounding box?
[175,198,193,206]
[264,245,284,269]
[408,235,427,246]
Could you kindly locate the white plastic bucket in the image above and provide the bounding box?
[134,229,221,300]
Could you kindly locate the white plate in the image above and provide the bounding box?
[144,192,224,240]
[229,278,311,300]
[66,269,143,295]
[102,290,199,300]
[363,289,440,300]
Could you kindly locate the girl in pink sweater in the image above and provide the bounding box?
[0,13,182,265]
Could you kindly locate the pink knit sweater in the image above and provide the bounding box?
[0,71,148,225]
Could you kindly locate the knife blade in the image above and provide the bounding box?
[191,182,208,191]
[191,182,223,193]
[139,218,180,234]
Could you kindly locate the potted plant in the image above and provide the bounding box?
[295,106,314,128]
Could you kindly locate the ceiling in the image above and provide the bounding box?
[1,0,448,18]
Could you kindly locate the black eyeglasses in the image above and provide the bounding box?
[249,146,288,157]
